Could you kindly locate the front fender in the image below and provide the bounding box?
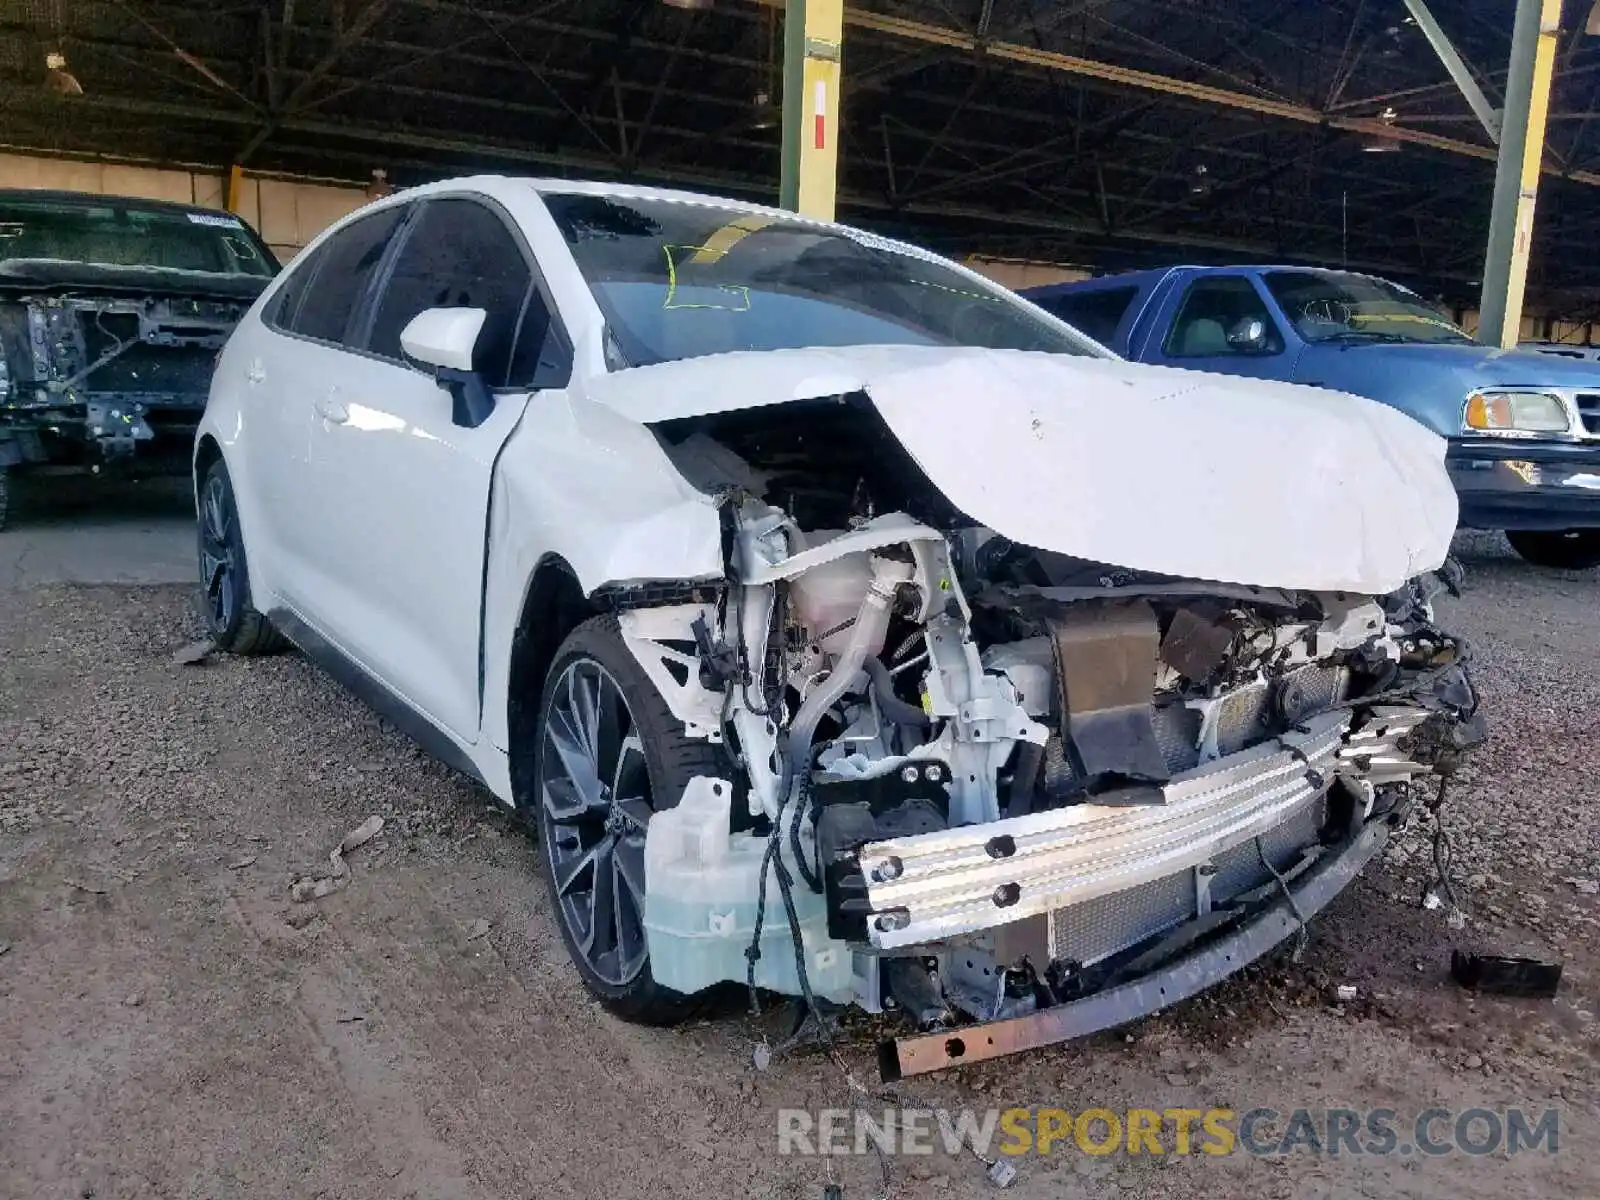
[478,393,724,753]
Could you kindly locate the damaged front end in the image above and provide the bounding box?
[621,392,1482,1078]
[0,192,275,497]
[0,290,252,474]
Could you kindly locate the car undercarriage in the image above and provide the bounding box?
[611,394,1483,1077]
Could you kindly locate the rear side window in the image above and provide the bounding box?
[286,207,405,345]
[1034,286,1137,346]
[366,198,533,386]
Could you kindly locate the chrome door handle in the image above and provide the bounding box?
[314,395,349,424]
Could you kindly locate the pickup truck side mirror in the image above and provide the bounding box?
[1226,316,1270,353]
[400,306,495,428]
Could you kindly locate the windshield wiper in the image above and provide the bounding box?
[1317,329,1409,344]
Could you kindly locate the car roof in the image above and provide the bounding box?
[1024,263,1381,299]
[0,188,239,218]
[382,174,886,237]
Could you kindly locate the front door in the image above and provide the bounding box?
[1146,274,1294,382]
[302,195,561,743]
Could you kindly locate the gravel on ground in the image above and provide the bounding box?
[0,529,1595,1199]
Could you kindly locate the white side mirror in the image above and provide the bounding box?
[400,306,486,373]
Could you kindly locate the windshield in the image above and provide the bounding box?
[541,192,1100,367]
[1263,270,1471,345]
[0,196,276,277]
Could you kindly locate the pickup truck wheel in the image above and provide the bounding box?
[1505,529,1600,570]
[198,459,287,655]
[534,616,721,1025]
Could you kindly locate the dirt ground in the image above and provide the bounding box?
[1,532,1597,1200]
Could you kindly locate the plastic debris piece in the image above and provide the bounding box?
[1451,950,1562,998]
[1335,984,1358,1003]
[753,1042,773,1072]
[227,855,257,870]
[290,816,386,902]
[986,1159,1018,1188]
[465,918,491,941]
[172,639,215,666]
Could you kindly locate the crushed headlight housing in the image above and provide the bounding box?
[1463,389,1571,436]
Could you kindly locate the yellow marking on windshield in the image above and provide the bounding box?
[688,214,773,265]
[662,243,752,311]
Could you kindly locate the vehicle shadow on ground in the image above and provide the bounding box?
[5,472,191,528]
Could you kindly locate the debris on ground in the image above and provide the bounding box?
[227,855,257,870]
[63,879,108,896]
[1450,950,1563,998]
[465,918,491,941]
[123,993,143,1008]
[171,639,215,666]
[289,815,386,902]
[1334,984,1358,1003]
[1565,877,1599,896]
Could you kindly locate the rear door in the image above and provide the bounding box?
[240,204,407,611]
[1030,284,1140,353]
[1141,274,1295,381]
[300,194,568,741]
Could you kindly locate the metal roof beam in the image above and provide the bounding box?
[1401,0,1502,142]
[808,4,1600,186]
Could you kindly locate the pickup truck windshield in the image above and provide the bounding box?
[0,196,275,277]
[1263,270,1472,345]
[542,192,1100,367]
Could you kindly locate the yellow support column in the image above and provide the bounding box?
[1477,0,1561,349]
[779,0,843,220]
[225,163,245,214]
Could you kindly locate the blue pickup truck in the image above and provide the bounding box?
[1024,266,1600,569]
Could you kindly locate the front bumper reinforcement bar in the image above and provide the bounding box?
[877,815,1392,1080]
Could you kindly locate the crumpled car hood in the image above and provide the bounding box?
[582,344,1457,594]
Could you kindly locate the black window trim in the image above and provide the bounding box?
[349,191,574,392]
[1161,273,1285,359]
[261,201,412,346]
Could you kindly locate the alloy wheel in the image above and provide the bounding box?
[198,472,238,633]
[539,659,653,987]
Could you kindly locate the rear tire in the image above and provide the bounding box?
[532,615,722,1025]
[1505,529,1600,570]
[197,458,287,655]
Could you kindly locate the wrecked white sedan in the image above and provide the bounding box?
[196,177,1483,1078]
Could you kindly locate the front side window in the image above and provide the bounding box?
[1164,276,1284,358]
[1264,270,1472,346]
[0,196,276,277]
[540,193,1102,368]
[367,198,534,386]
[288,206,405,345]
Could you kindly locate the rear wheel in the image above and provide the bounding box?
[1506,529,1600,570]
[198,458,287,654]
[533,616,721,1024]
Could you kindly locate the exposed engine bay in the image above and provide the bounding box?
[623,395,1484,1078]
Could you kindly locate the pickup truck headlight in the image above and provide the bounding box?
[1463,390,1572,436]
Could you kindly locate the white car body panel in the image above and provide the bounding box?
[585,343,1458,595]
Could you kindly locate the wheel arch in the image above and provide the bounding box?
[193,434,224,511]
[506,553,601,809]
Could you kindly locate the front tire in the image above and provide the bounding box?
[1506,529,1600,570]
[197,458,287,655]
[532,616,721,1025]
